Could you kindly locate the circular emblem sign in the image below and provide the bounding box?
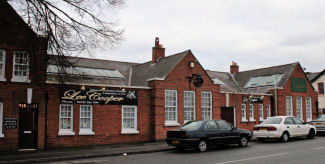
[193,77,204,88]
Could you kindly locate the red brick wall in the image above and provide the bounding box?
[148,52,221,140]
[45,85,152,148]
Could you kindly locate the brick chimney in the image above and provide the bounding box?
[230,61,239,74]
[152,37,165,63]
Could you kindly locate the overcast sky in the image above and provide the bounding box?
[93,0,324,73]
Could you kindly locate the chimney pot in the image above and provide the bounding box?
[230,61,239,74]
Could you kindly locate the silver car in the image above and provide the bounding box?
[311,115,325,132]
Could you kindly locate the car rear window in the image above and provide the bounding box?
[262,117,282,124]
[180,121,203,130]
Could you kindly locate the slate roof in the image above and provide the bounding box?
[206,71,241,93]
[207,62,299,94]
[307,69,325,82]
[47,55,138,86]
[130,50,189,86]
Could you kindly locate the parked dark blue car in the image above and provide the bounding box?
[166,120,252,152]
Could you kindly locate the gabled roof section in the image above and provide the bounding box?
[234,62,298,94]
[307,69,325,82]
[206,71,241,93]
[47,55,138,86]
[131,50,189,86]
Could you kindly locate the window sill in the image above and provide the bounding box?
[259,118,264,121]
[0,77,6,82]
[241,118,248,122]
[249,118,256,122]
[58,131,75,136]
[11,77,30,83]
[164,122,180,127]
[306,119,311,123]
[79,131,95,136]
[121,129,139,134]
[0,134,4,138]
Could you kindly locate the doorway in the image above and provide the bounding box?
[19,107,38,149]
[221,107,234,126]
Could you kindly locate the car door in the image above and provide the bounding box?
[284,117,298,137]
[216,120,239,144]
[292,117,309,136]
[203,121,220,145]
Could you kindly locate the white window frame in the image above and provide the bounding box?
[184,91,195,122]
[164,90,179,126]
[286,96,293,116]
[249,104,255,122]
[259,104,264,121]
[0,102,3,137]
[58,104,75,136]
[0,50,6,81]
[201,92,212,120]
[266,104,271,118]
[306,97,312,122]
[241,104,248,122]
[11,51,30,83]
[121,105,139,134]
[296,96,303,120]
[79,105,94,135]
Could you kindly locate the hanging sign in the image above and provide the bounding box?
[242,96,263,103]
[60,86,138,105]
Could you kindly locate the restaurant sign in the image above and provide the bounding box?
[60,86,137,105]
[242,96,263,103]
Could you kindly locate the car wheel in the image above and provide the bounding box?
[197,140,208,152]
[280,132,289,142]
[307,129,315,139]
[239,135,248,147]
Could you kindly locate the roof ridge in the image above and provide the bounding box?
[238,62,298,73]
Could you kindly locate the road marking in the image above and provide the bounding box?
[312,147,325,150]
[216,153,288,164]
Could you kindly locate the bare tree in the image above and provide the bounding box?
[8,0,125,82]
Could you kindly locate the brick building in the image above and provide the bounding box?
[307,69,325,114]
[208,62,318,131]
[0,1,318,151]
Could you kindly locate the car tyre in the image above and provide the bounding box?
[307,129,315,139]
[280,132,289,142]
[197,140,208,152]
[239,135,248,147]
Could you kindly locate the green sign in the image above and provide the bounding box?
[291,78,307,93]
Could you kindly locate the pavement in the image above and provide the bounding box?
[0,141,175,164]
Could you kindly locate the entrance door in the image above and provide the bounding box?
[19,108,38,149]
[221,107,234,126]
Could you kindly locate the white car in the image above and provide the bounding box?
[253,116,316,142]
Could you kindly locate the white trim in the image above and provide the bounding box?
[0,50,6,82]
[11,51,30,83]
[27,88,33,104]
[147,78,165,82]
[249,104,255,121]
[165,90,178,124]
[259,104,264,121]
[233,107,237,127]
[79,105,94,135]
[184,91,195,122]
[45,81,151,89]
[0,102,3,137]
[296,96,303,120]
[121,106,138,134]
[58,104,74,136]
[306,97,312,122]
[220,91,273,96]
[266,104,271,118]
[164,122,180,127]
[286,96,293,116]
[241,104,247,122]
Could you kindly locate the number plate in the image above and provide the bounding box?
[172,140,180,144]
[260,128,267,131]
[315,123,323,126]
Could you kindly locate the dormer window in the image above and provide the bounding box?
[0,50,5,81]
[11,51,30,83]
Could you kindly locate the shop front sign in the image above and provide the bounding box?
[60,86,138,105]
[242,96,263,103]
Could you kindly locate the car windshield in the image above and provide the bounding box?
[261,117,282,124]
[180,121,203,130]
[316,115,325,120]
